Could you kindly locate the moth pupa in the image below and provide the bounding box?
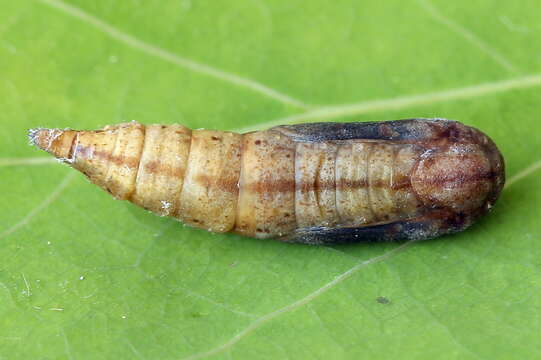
[30,118,505,245]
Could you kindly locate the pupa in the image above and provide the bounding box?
[29,118,505,245]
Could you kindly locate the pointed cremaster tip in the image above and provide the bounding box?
[28,127,76,160]
[28,128,48,148]
[28,128,58,151]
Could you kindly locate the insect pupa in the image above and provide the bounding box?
[29,118,505,245]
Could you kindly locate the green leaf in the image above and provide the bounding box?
[1,0,540,359]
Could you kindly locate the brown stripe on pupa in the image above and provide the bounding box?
[194,174,239,194]
[74,145,140,168]
[144,160,186,178]
[421,169,497,185]
[243,176,414,194]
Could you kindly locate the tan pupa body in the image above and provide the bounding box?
[30,119,504,244]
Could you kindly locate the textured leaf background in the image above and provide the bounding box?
[1,0,541,359]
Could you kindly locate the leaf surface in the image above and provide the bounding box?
[1,0,541,359]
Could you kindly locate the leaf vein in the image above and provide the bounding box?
[36,0,310,109]
[0,172,76,240]
[416,0,519,74]
[504,159,541,188]
[235,73,541,133]
[0,157,57,167]
[180,240,416,360]
[389,263,485,360]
